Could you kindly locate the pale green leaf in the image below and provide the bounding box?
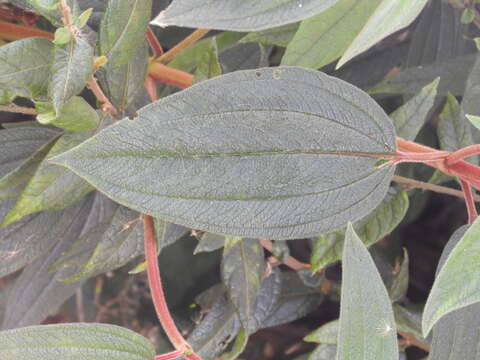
[282,0,381,69]
[50,67,397,240]
[241,23,299,47]
[50,37,94,114]
[390,78,439,141]
[393,304,424,343]
[17,0,80,26]
[304,319,339,344]
[152,0,339,32]
[337,0,429,68]
[48,96,99,131]
[99,0,152,68]
[194,38,222,83]
[76,7,93,28]
[53,27,72,46]
[220,328,248,360]
[0,38,53,99]
[337,224,398,359]
[422,219,480,336]
[311,189,408,271]
[466,114,480,130]
[310,344,337,360]
[0,323,155,359]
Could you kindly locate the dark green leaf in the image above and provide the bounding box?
[195,232,225,254]
[0,38,53,99]
[50,37,94,114]
[220,328,248,360]
[218,43,270,73]
[337,0,429,68]
[310,188,408,271]
[282,0,381,69]
[422,221,480,336]
[309,344,337,360]
[337,224,398,359]
[390,78,439,141]
[222,237,265,330]
[304,319,339,344]
[241,23,299,48]
[16,0,80,26]
[3,130,94,226]
[152,0,339,32]
[99,0,152,68]
[194,38,222,83]
[0,322,155,359]
[39,96,99,131]
[51,67,397,240]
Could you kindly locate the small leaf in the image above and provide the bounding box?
[222,237,266,330]
[310,188,408,271]
[390,78,439,141]
[50,37,94,114]
[152,0,339,32]
[3,130,94,226]
[53,27,72,46]
[304,319,339,344]
[0,38,53,99]
[0,323,155,359]
[76,7,93,28]
[220,328,249,360]
[422,220,480,336]
[466,114,480,130]
[241,23,299,48]
[389,249,409,302]
[271,241,290,263]
[194,38,222,83]
[48,96,100,131]
[337,0,429,68]
[51,67,397,240]
[461,8,476,24]
[282,0,381,69]
[99,0,152,68]
[337,224,398,359]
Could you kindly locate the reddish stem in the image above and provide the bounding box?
[144,75,158,103]
[0,20,53,40]
[446,144,480,166]
[155,349,184,360]
[148,62,193,88]
[460,179,478,223]
[146,27,164,57]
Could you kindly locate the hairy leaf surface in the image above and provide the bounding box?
[0,323,155,359]
[152,0,338,32]
[241,23,299,48]
[52,67,396,240]
[337,224,398,359]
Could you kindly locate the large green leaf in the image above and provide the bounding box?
[282,0,381,69]
[0,323,155,359]
[337,0,428,68]
[310,188,408,271]
[422,219,480,336]
[337,224,398,359]
[151,0,339,32]
[0,38,53,99]
[390,78,439,141]
[3,130,94,226]
[15,0,80,27]
[99,0,152,68]
[51,67,397,240]
[50,37,94,114]
[222,237,265,330]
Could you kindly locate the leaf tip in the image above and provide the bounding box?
[151,11,169,28]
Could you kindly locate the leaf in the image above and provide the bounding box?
[393,304,424,343]
[219,43,271,73]
[389,249,409,303]
[51,67,397,240]
[437,93,475,163]
[194,38,222,83]
[0,323,155,359]
[152,0,339,32]
[53,27,72,46]
[98,41,149,111]
[195,232,226,254]
[50,36,94,114]
[428,225,480,360]
[337,224,398,359]
[304,319,339,344]
[466,114,480,131]
[310,188,408,271]
[1,195,98,329]
[39,96,99,131]
[220,328,248,360]
[390,78,439,141]
[337,0,429,68]
[281,0,381,69]
[0,38,53,99]
[422,220,480,336]
[16,0,80,26]
[310,344,337,360]
[222,237,266,330]
[241,23,299,48]
[99,0,152,68]
[3,130,95,226]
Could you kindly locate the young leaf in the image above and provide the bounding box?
[422,219,480,336]
[194,38,222,83]
[53,27,72,46]
[337,224,398,360]
[311,189,408,271]
[222,237,266,330]
[241,23,299,48]
[50,37,94,114]
[152,0,338,32]
[3,130,94,226]
[466,114,480,130]
[76,7,93,28]
[304,319,339,344]
[282,0,381,69]
[99,0,152,68]
[390,78,439,141]
[0,323,155,359]
[51,67,397,240]
[337,0,429,68]
[0,38,53,99]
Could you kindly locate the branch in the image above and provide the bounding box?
[86,77,117,115]
[0,20,53,41]
[460,179,478,223]
[156,28,209,64]
[260,239,309,271]
[148,62,193,88]
[146,27,164,57]
[0,103,37,115]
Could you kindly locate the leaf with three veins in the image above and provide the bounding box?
[51,67,397,240]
